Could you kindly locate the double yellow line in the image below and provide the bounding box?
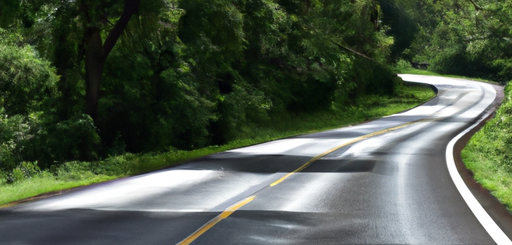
[178,118,429,244]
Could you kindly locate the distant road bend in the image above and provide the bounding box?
[1,74,511,244]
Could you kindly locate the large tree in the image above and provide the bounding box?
[2,0,164,123]
[80,0,160,122]
[82,0,140,122]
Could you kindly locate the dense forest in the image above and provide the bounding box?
[0,0,510,174]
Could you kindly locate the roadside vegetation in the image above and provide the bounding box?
[462,83,512,211]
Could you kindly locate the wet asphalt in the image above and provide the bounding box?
[0,75,506,244]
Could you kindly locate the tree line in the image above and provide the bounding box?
[394,0,512,82]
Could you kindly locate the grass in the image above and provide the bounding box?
[462,143,512,211]
[0,83,436,206]
[0,174,116,206]
[461,83,512,211]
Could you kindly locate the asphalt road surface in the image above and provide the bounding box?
[1,74,510,244]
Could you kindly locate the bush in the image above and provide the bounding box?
[21,114,101,168]
[0,40,60,171]
[0,112,32,171]
[394,59,413,72]
[0,44,58,116]
[54,161,97,181]
[0,169,7,184]
[466,82,512,171]
[7,161,40,183]
[0,111,101,170]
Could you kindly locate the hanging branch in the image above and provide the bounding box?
[467,0,483,11]
[302,22,375,62]
[330,40,373,61]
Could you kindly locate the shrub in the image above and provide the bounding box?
[0,112,32,171]
[0,44,58,116]
[7,161,40,183]
[54,161,97,181]
[21,114,101,168]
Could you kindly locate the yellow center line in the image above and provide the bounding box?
[269,119,431,187]
[177,117,439,244]
[177,196,256,245]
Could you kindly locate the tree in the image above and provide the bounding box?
[81,0,141,123]
[0,0,405,167]
[0,0,21,28]
[7,0,165,123]
[0,44,57,116]
[403,0,512,81]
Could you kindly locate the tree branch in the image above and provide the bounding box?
[467,0,483,11]
[331,41,373,61]
[102,0,140,59]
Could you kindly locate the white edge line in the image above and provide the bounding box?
[446,93,512,245]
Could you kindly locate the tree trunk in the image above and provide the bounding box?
[82,0,140,124]
[85,28,105,123]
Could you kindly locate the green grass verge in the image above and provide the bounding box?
[462,83,512,212]
[0,174,116,206]
[0,83,435,206]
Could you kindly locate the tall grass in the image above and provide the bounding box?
[0,84,435,206]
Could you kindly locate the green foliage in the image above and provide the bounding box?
[0,169,6,184]
[0,41,57,116]
[0,0,21,28]
[398,0,512,82]
[0,112,29,171]
[377,0,418,62]
[7,161,40,183]
[0,38,60,171]
[0,0,406,179]
[394,59,414,71]
[0,111,101,170]
[99,48,217,151]
[22,114,101,168]
[54,161,100,182]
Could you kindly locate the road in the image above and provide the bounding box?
[0,74,510,244]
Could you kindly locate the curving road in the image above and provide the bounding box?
[0,75,510,244]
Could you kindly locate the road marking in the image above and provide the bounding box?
[177,119,432,244]
[176,119,432,244]
[177,196,256,245]
[176,114,451,244]
[446,107,512,244]
[269,119,428,187]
